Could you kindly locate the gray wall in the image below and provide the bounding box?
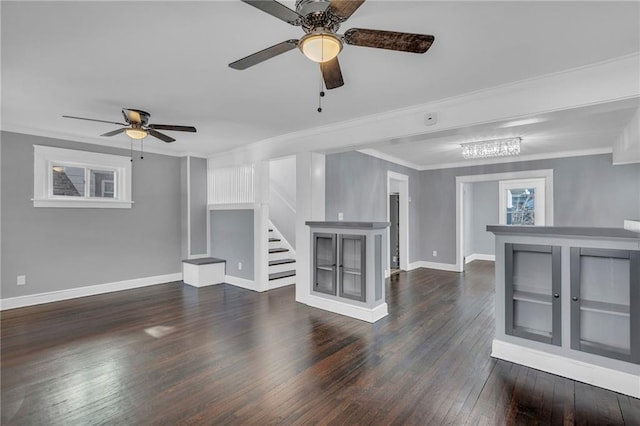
[210,209,254,280]
[419,154,640,265]
[189,157,208,255]
[471,181,498,256]
[1,131,182,299]
[325,151,423,263]
[269,157,296,248]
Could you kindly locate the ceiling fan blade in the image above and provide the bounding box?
[328,0,365,21]
[229,39,299,70]
[62,115,127,126]
[241,0,302,25]
[100,128,126,137]
[320,57,344,90]
[148,129,176,143]
[344,28,435,53]
[148,124,197,132]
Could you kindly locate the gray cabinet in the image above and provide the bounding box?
[570,247,640,363]
[505,243,561,346]
[339,234,366,302]
[313,233,337,295]
[313,232,366,301]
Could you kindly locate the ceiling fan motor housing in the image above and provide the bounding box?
[296,0,341,33]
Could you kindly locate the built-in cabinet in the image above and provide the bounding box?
[505,243,561,345]
[488,225,640,398]
[306,221,388,323]
[313,232,366,302]
[570,247,639,363]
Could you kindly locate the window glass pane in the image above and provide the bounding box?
[90,169,115,198]
[52,165,85,196]
[506,188,535,225]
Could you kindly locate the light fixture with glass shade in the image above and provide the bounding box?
[299,31,343,63]
[461,137,522,159]
[124,127,148,140]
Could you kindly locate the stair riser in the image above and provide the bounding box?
[269,240,283,249]
[269,274,296,289]
[269,251,290,261]
[269,262,296,274]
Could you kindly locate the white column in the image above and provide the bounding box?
[295,152,325,303]
[254,161,270,292]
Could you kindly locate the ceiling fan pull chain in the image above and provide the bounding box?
[140,138,144,160]
[317,71,325,113]
[130,138,134,162]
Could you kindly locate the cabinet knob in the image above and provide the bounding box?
[572,296,578,301]
[553,293,560,298]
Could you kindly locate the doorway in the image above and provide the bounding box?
[387,171,409,276]
[389,193,400,274]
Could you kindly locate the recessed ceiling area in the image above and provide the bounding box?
[1,1,639,160]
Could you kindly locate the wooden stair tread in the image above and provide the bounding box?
[269,270,296,280]
[269,248,289,254]
[269,258,296,266]
[269,238,281,242]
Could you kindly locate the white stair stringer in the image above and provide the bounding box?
[267,221,296,290]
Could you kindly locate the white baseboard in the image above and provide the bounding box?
[304,295,388,323]
[0,272,182,311]
[491,339,640,398]
[224,275,257,292]
[408,261,461,272]
[465,253,496,263]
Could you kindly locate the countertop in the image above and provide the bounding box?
[306,221,390,230]
[486,225,640,240]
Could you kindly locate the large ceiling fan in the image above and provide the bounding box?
[63,108,197,143]
[229,0,435,89]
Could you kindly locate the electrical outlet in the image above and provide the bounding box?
[17,275,26,286]
[432,251,438,257]
[338,212,344,221]
[238,262,242,271]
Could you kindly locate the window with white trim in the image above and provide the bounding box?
[33,145,132,208]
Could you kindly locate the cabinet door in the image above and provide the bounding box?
[505,243,561,345]
[313,233,337,295]
[570,248,639,364]
[339,234,366,302]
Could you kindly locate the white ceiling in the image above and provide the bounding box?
[2,1,639,166]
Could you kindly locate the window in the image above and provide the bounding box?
[33,145,132,208]
[499,178,546,225]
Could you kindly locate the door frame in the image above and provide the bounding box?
[387,171,409,276]
[455,169,554,272]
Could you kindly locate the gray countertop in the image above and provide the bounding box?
[306,221,390,230]
[486,225,640,240]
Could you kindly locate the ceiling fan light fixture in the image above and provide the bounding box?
[299,32,342,63]
[125,128,148,140]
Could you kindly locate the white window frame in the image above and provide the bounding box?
[498,178,547,226]
[33,145,133,208]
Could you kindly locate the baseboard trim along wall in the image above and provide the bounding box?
[408,261,461,272]
[224,275,257,292]
[465,254,496,263]
[491,339,640,398]
[0,272,182,311]
[304,294,388,323]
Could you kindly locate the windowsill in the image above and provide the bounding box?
[32,198,134,209]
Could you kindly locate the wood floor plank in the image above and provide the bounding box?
[1,261,636,424]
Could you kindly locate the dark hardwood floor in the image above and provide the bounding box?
[2,261,639,425]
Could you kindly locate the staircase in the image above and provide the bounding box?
[268,225,296,289]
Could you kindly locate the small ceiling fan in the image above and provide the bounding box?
[229,0,435,89]
[63,108,197,143]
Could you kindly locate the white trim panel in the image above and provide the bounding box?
[465,254,496,263]
[304,294,388,323]
[224,275,257,292]
[0,273,182,311]
[492,339,640,398]
[408,261,462,272]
